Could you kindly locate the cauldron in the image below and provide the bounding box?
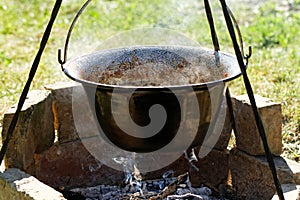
[63,45,240,153]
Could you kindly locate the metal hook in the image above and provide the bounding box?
[227,6,252,63]
[58,0,93,70]
[58,49,64,65]
[245,46,252,66]
[204,0,252,69]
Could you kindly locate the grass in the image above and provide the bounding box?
[0,0,299,161]
[230,1,300,161]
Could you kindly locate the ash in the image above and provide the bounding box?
[70,173,228,200]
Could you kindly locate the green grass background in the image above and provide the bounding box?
[0,0,299,161]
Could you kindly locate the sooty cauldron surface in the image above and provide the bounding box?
[63,45,240,152]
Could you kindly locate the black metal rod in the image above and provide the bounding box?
[0,0,63,164]
[219,0,285,199]
[58,0,92,67]
[204,0,237,138]
[204,0,220,51]
[225,88,237,135]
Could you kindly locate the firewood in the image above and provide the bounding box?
[148,172,189,200]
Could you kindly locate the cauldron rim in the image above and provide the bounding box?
[62,45,241,90]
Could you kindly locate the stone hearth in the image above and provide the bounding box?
[1,82,299,200]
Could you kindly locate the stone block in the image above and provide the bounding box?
[1,90,54,173]
[122,147,230,191]
[214,105,232,151]
[45,82,232,150]
[272,184,300,200]
[0,168,65,200]
[285,158,300,184]
[232,94,283,156]
[229,148,294,200]
[45,82,79,143]
[141,152,189,181]
[34,139,125,190]
[188,148,230,190]
[34,136,230,192]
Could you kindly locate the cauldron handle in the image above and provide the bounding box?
[226,6,252,64]
[58,0,92,70]
[204,0,251,66]
[58,0,252,69]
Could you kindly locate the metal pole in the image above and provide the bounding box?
[0,0,63,165]
[219,0,285,199]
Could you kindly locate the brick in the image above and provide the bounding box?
[34,137,230,191]
[214,105,232,151]
[45,82,79,143]
[1,90,54,173]
[272,184,300,200]
[34,139,125,190]
[146,147,230,190]
[232,94,283,156]
[229,148,294,200]
[190,91,232,151]
[0,168,65,200]
[141,147,227,193]
[188,148,230,190]
[46,82,232,150]
[141,152,189,181]
[285,158,300,184]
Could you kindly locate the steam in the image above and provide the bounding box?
[88,159,103,172]
[184,148,199,172]
[63,0,207,60]
[113,154,144,196]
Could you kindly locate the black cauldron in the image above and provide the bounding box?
[62,45,240,152]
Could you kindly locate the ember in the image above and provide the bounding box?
[70,173,229,200]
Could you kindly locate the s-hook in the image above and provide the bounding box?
[58,0,92,69]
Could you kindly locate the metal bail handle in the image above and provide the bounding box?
[58,0,92,69]
[226,5,252,64]
[205,0,251,66]
[58,0,251,70]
